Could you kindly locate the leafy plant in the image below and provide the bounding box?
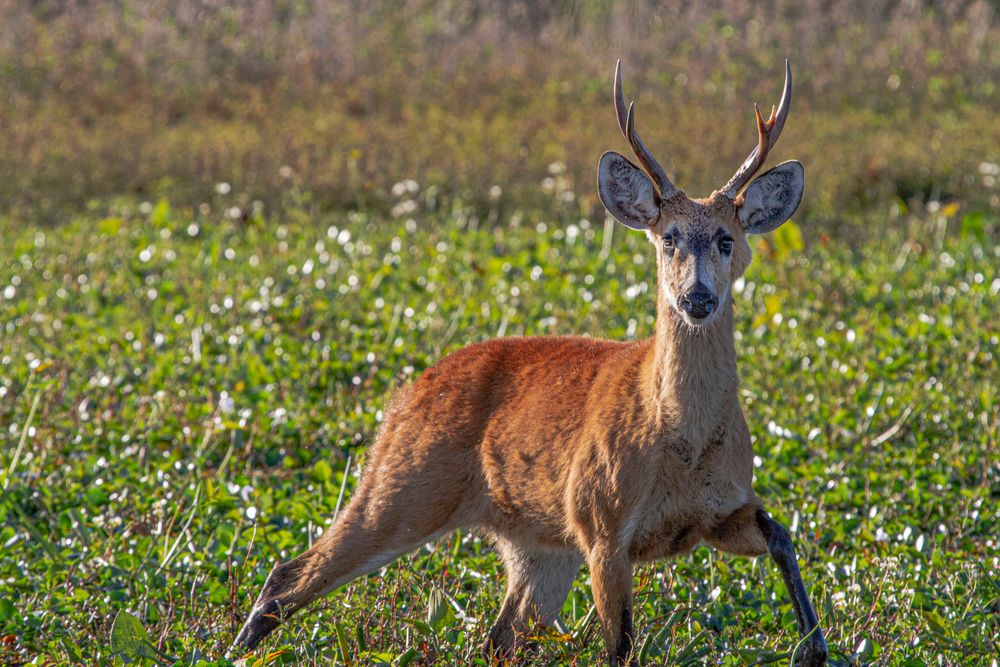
[0,199,996,665]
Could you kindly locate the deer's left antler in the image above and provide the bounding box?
[720,60,792,199]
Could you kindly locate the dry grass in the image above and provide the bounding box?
[1,0,999,225]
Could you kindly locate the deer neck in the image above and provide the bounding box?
[647,289,739,443]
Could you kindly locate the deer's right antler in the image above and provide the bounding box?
[614,60,679,199]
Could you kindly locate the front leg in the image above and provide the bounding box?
[755,508,829,666]
[587,546,635,666]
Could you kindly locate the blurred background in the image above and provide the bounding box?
[2,0,998,229]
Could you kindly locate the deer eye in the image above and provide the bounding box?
[662,234,675,254]
[718,237,733,255]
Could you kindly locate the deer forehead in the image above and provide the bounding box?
[653,195,740,237]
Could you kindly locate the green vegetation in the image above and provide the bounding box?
[0,1,997,665]
[0,196,996,664]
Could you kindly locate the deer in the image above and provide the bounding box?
[228,60,829,666]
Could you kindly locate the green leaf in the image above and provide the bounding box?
[250,649,295,666]
[312,459,333,484]
[151,199,172,227]
[400,617,433,637]
[335,620,353,666]
[396,647,418,667]
[110,610,159,662]
[960,212,986,242]
[923,609,952,635]
[427,588,448,632]
[98,217,124,236]
[356,622,367,652]
[772,219,804,260]
[0,598,14,621]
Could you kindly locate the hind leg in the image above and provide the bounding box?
[228,447,481,655]
[484,539,582,661]
[229,506,446,652]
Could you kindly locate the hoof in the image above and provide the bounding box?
[227,599,283,658]
[481,636,515,663]
[793,631,828,667]
[483,623,530,664]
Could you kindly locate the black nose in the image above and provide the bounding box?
[681,291,718,319]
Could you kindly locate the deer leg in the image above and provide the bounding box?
[228,447,478,656]
[485,572,529,661]
[484,540,582,660]
[754,508,828,666]
[586,546,635,667]
[229,513,437,654]
[706,503,828,667]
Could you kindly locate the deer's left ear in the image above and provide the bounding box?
[737,161,804,234]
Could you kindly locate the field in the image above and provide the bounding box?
[2,1,1000,224]
[0,196,997,665]
[1,1,999,666]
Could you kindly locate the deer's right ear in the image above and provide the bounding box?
[598,151,661,230]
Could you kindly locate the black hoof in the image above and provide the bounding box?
[793,632,828,667]
[483,623,536,664]
[482,634,515,663]
[227,599,283,658]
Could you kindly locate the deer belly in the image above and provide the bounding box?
[481,438,573,543]
[626,503,705,562]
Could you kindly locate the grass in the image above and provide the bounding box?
[0,194,996,665]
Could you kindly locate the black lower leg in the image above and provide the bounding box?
[755,509,828,665]
[227,557,310,657]
[755,509,819,632]
[484,614,522,660]
[613,604,634,666]
[228,598,283,656]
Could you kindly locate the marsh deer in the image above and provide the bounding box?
[229,61,828,666]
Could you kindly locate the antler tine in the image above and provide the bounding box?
[721,60,793,199]
[614,59,628,137]
[613,60,678,198]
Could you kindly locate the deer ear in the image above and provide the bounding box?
[598,151,661,230]
[737,161,804,234]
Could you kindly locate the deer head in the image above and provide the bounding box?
[598,61,804,327]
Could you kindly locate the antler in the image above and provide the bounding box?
[614,60,679,199]
[720,60,792,199]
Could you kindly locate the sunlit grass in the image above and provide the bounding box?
[0,198,997,666]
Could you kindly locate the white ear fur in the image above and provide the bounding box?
[598,151,660,230]
[737,161,804,234]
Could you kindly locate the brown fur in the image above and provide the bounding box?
[230,198,773,661]
[230,90,827,667]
